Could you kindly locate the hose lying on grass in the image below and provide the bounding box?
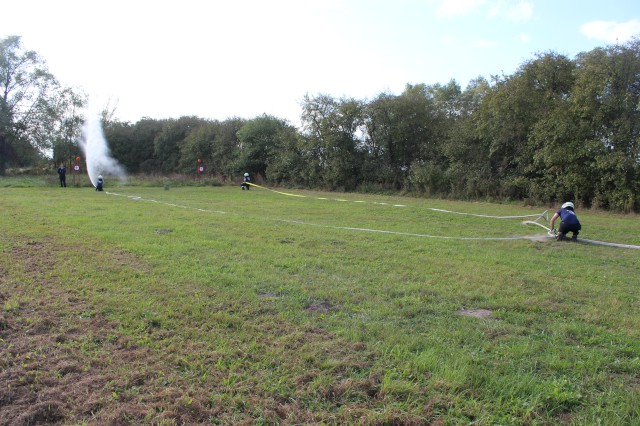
[522,220,640,250]
[107,190,640,249]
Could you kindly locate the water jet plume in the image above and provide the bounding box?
[79,113,126,187]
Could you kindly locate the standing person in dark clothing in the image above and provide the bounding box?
[550,201,581,241]
[96,175,104,191]
[57,164,66,187]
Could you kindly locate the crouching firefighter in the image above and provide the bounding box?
[241,173,251,190]
[550,201,581,241]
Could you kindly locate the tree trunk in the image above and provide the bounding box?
[0,134,6,176]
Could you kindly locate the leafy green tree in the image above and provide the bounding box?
[179,120,218,174]
[437,77,495,198]
[363,92,400,187]
[365,84,439,190]
[153,116,205,173]
[481,75,533,197]
[302,94,365,190]
[106,118,163,173]
[515,52,579,202]
[212,117,244,180]
[527,107,598,204]
[0,36,82,174]
[235,114,290,180]
[571,39,640,211]
[50,87,86,168]
[476,52,575,199]
[105,121,135,171]
[410,80,466,195]
[264,122,308,186]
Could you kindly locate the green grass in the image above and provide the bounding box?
[0,176,52,187]
[1,182,639,425]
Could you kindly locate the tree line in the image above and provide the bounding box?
[2,36,639,211]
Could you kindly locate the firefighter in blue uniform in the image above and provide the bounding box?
[550,201,581,241]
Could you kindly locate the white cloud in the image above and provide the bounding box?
[508,1,533,21]
[580,20,640,43]
[488,0,533,22]
[437,0,533,21]
[436,0,486,17]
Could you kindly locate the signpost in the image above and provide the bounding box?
[72,156,81,185]
[197,159,205,180]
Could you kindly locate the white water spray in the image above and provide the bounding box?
[80,112,126,187]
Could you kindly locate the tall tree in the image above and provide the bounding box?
[302,94,364,190]
[518,52,579,202]
[439,77,494,198]
[475,52,575,199]
[572,39,640,211]
[213,117,244,179]
[364,92,401,187]
[153,116,205,173]
[265,125,308,186]
[50,87,87,168]
[106,118,163,173]
[179,120,218,174]
[0,36,68,174]
[236,114,289,179]
[365,84,438,190]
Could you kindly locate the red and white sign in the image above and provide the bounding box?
[198,165,205,173]
[73,164,81,173]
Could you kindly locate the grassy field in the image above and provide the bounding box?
[1,180,639,425]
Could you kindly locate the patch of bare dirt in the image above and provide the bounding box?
[1,238,437,425]
[457,308,493,318]
[305,301,334,314]
[0,240,216,425]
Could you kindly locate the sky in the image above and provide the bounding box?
[4,0,640,127]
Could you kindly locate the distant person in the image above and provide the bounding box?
[241,172,251,190]
[96,175,104,191]
[550,201,581,241]
[57,164,66,187]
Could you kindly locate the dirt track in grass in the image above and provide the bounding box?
[0,241,224,425]
[0,239,434,425]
